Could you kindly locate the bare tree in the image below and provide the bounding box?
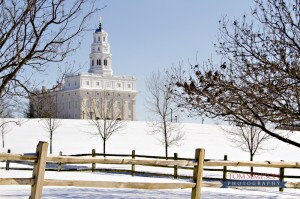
[0,95,21,148]
[83,91,127,155]
[169,0,300,148]
[41,117,62,154]
[29,88,57,118]
[31,89,61,154]
[1,118,13,148]
[0,93,15,118]
[223,123,272,173]
[147,120,185,159]
[0,0,102,97]
[145,70,185,159]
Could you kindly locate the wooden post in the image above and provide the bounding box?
[191,148,205,199]
[131,150,135,176]
[279,160,284,192]
[30,141,48,199]
[174,153,178,179]
[5,149,11,170]
[57,151,62,172]
[92,149,96,172]
[223,155,227,181]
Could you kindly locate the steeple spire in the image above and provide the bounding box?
[95,16,102,33]
[99,16,102,31]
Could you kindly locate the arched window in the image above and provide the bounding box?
[98,47,100,51]
[104,59,107,66]
[103,36,106,42]
[96,59,101,66]
[98,36,100,41]
[92,60,94,66]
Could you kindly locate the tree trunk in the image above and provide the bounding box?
[2,134,4,148]
[1,125,4,148]
[50,135,52,154]
[103,140,106,157]
[165,142,168,160]
[163,120,168,159]
[250,154,254,174]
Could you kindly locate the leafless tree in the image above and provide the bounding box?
[83,91,127,155]
[41,117,62,154]
[222,123,272,173]
[145,70,185,158]
[147,120,185,159]
[0,95,21,148]
[0,117,18,148]
[169,0,300,148]
[0,0,102,98]
[29,88,57,118]
[31,89,61,154]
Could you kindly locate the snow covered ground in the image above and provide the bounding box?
[0,167,299,199]
[0,119,299,198]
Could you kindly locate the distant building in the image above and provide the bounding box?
[31,17,137,120]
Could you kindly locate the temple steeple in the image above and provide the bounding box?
[88,17,113,76]
[95,16,102,33]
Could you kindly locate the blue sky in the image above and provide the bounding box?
[42,0,255,122]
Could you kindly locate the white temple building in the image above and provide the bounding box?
[35,17,137,120]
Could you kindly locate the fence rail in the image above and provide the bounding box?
[3,149,300,182]
[0,141,300,199]
[0,142,204,199]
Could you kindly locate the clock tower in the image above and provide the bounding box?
[88,17,113,76]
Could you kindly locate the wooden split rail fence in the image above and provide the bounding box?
[4,150,300,184]
[0,141,300,199]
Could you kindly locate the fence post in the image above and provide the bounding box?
[92,149,96,172]
[174,153,178,179]
[131,150,135,176]
[223,155,227,181]
[5,149,11,170]
[191,148,205,199]
[57,151,62,172]
[279,160,284,192]
[30,141,48,199]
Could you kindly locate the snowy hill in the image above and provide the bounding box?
[0,118,299,198]
[3,119,300,162]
